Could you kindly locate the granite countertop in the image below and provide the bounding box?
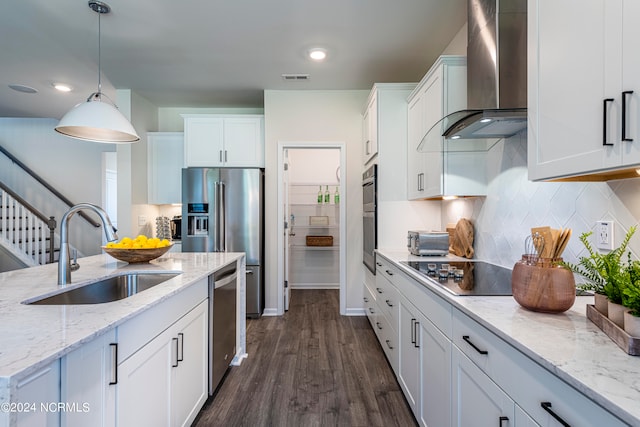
[377,249,640,426]
[0,252,243,380]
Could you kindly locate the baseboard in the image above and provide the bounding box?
[345,307,366,316]
[262,308,279,316]
[290,283,339,289]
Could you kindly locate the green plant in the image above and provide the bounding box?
[623,259,640,317]
[561,226,637,303]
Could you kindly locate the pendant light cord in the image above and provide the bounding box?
[97,8,102,95]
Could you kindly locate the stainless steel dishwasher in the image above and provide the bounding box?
[209,262,237,395]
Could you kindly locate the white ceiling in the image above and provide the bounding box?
[0,0,466,119]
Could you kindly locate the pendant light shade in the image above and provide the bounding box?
[54,1,139,143]
[55,92,139,143]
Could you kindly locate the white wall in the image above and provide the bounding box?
[0,118,115,256]
[264,90,368,314]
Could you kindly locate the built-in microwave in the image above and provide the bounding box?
[362,164,377,274]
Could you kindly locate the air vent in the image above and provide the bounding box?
[281,74,310,81]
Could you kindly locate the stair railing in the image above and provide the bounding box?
[0,145,100,228]
[0,183,56,265]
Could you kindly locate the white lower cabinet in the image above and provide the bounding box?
[399,295,452,427]
[117,299,208,427]
[11,361,60,427]
[61,329,116,427]
[368,255,630,427]
[452,346,514,427]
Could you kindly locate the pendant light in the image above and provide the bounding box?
[55,1,139,143]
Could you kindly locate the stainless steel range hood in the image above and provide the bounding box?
[419,0,527,152]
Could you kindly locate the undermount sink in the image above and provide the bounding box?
[24,272,181,305]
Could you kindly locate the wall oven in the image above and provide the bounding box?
[363,164,377,274]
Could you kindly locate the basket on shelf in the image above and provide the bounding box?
[305,235,333,247]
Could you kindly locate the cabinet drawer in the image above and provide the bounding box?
[503,345,627,427]
[374,310,398,371]
[375,273,399,332]
[363,282,376,328]
[453,308,626,427]
[394,268,452,338]
[452,308,506,380]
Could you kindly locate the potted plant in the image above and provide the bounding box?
[622,260,640,337]
[561,226,636,327]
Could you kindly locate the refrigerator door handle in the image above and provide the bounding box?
[216,181,226,252]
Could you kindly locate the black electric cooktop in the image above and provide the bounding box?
[400,260,513,296]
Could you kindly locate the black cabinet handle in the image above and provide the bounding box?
[603,98,615,146]
[499,416,509,426]
[369,307,374,314]
[172,337,179,367]
[376,287,383,294]
[414,320,420,348]
[385,299,393,307]
[410,319,416,344]
[623,91,634,142]
[385,269,393,276]
[109,343,118,385]
[376,261,383,267]
[376,321,383,330]
[364,297,369,303]
[541,402,570,427]
[462,335,488,355]
[385,339,393,350]
[177,333,184,362]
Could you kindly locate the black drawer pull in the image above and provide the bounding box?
[385,299,393,307]
[462,335,488,355]
[369,307,374,314]
[623,90,634,142]
[363,297,369,303]
[376,287,383,294]
[541,402,570,427]
[499,416,509,427]
[603,98,615,146]
[385,339,393,350]
[385,269,393,276]
[376,321,383,330]
[376,261,383,266]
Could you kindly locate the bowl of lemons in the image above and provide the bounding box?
[103,235,173,263]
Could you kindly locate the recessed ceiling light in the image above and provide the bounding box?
[53,83,73,92]
[309,48,327,61]
[8,84,37,94]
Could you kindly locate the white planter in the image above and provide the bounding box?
[624,311,640,338]
[594,293,608,316]
[608,301,626,329]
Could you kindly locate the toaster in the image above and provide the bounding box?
[407,230,449,256]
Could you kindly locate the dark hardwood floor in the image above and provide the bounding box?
[193,289,417,427]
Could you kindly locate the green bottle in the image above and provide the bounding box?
[317,186,323,204]
[334,187,340,204]
[324,185,330,204]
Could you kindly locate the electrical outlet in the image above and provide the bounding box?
[596,220,614,251]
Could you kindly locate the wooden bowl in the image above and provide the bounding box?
[511,260,576,313]
[102,244,173,263]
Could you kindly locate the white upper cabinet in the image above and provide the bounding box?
[407,56,483,200]
[528,0,640,181]
[362,92,378,165]
[183,114,264,168]
[147,132,184,204]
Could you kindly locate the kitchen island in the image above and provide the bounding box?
[0,251,246,427]
[375,249,640,426]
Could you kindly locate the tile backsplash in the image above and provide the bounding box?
[442,132,640,270]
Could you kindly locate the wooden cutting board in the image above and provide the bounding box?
[450,219,474,258]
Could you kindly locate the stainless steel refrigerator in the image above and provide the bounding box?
[182,167,264,317]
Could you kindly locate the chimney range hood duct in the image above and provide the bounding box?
[419,0,527,152]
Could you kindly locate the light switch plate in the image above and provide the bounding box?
[596,220,614,251]
[138,215,147,226]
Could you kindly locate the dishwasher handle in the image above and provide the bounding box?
[214,271,237,289]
